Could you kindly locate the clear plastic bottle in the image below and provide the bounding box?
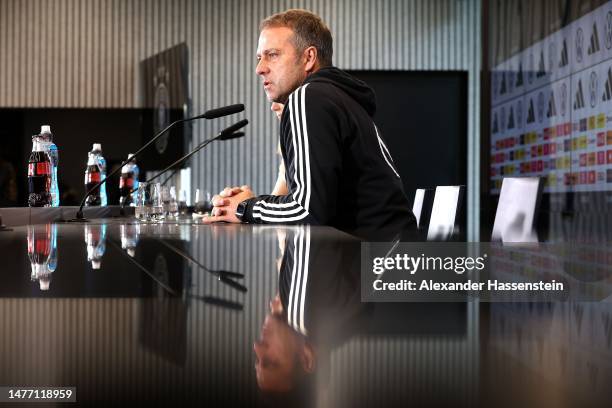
[91,143,108,206]
[40,125,60,207]
[27,135,52,207]
[119,154,140,207]
[84,152,102,206]
[27,223,55,291]
[131,156,140,205]
[120,223,140,257]
[85,223,107,269]
[47,223,58,274]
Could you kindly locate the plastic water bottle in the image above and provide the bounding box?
[27,135,52,207]
[119,154,140,207]
[47,223,58,274]
[85,223,107,269]
[91,143,107,206]
[132,158,140,197]
[120,223,140,257]
[84,152,102,206]
[27,223,55,291]
[40,125,60,207]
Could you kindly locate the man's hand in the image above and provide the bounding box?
[203,185,255,223]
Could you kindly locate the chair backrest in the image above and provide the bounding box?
[412,188,434,230]
[491,177,542,242]
[426,185,465,241]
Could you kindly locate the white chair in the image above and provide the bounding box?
[412,188,435,229]
[426,185,465,241]
[491,177,542,243]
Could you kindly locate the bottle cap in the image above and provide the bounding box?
[93,143,102,152]
[39,275,51,291]
[40,125,51,134]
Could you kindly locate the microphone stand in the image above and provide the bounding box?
[122,120,248,213]
[156,239,246,293]
[66,103,245,221]
[70,116,199,222]
[159,129,247,187]
[147,131,245,186]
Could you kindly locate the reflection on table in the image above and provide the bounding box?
[0,220,609,406]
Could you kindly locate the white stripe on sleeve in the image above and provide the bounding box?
[251,85,313,222]
[374,124,401,178]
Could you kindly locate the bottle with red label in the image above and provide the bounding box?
[84,152,102,206]
[27,223,56,291]
[120,222,140,257]
[84,223,107,269]
[91,143,107,206]
[119,153,139,207]
[27,134,52,207]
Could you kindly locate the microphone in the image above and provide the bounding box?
[218,119,248,137]
[142,119,248,187]
[156,239,247,293]
[70,105,245,222]
[198,103,244,120]
[218,131,245,141]
[198,296,243,310]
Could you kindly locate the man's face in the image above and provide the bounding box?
[256,27,308,103]
[271,102,284,121]
[253,313,301,391]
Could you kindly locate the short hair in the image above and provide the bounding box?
[260,9,333,67]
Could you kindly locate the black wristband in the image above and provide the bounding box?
[235,199,252,223]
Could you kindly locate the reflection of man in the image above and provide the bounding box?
[254,295,315,392]
[206,9,415,239]
[254,226,363,396]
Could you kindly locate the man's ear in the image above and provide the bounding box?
[299,343,316,373]
[303,46,318,73]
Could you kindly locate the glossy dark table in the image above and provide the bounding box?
[0,219,610,407]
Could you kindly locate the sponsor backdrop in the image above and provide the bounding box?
[490,1,612,195]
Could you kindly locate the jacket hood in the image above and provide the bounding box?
[304,67,376,116]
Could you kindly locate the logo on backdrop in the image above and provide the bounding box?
[606,11,612,49]
[590,71,599,108]
[560,82,568,116]
[576,27,584,63]
[154,65,170,155]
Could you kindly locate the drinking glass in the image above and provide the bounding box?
[148,183,163,221]
[161,185,179,219]
[169,186,179,218]
[178,189,188,215]
[134,182,149,221]
[194,189,213,216]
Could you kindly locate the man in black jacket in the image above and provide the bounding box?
[254,226,364,396]
[206,9,415,239]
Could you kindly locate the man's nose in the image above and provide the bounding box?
[253,340,267,355]
[256,59,268,76]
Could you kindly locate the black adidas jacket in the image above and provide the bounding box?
[240,67,416,238]
[278,226,363,342]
